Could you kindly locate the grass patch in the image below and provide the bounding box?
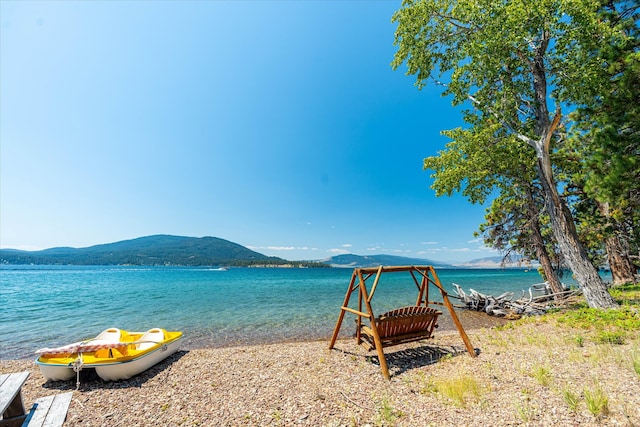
[515,401,534,423]
[584,386,610,418]
[610,283,640,305]
[596,330,626,345]
[555,306,640,331]
[631,348,640,377]
[530,364,552,387]
[562,388,580,412]
[515,388,535,423]
[433,375,485,408]
[374,395,404,426]
[270,409,282,422]
[553,301,640,347]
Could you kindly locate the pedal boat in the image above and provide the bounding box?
[35,327,183,382]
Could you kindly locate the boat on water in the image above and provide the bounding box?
[35,327,183,382]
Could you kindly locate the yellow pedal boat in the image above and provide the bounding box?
[35,327,183,382]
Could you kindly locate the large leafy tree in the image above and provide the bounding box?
[392,0,627,307]
[478,182,566,293]
[423,125,565,294]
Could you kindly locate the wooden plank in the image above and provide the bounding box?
[354,265,410,275]
[0,372,29,417]
[23,395,53,427]
[1,415,27,427]
[42,392,73,427]
[25,392,73,427]
[360,276,390,380]
[340,306,369,318]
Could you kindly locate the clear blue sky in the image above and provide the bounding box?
[1,1,498,263]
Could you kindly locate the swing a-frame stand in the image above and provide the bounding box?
[328,265,476,380]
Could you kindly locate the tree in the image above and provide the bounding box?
[392,0,623,307]
[423,124,565,294]
[478,182,566,294]
[565,1,640,284]
[562,176,638,285]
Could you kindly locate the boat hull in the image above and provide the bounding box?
[37,364,77,381]
[36,329,183,382]
[94,336,181,381]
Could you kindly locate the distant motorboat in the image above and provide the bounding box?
[35,327,183,382]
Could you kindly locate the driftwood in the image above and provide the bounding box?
[451,282,581,317]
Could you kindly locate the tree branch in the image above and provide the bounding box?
[467,94,537,147]
[543,107,562,155]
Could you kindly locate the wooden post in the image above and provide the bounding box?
[429,266,476,357]
[414,267,430,306]
[328,271,357,349]
[360,269,390,380]
[356,270,364,345]
[367,265,384,303]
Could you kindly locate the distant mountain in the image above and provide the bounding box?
[454,255,540,269]
[0,235,326,267]
[321,254,453,268]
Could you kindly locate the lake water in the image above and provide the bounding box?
[0,265,591,360]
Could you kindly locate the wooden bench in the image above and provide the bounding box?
[1,371,30,427]
[22,392,72,427]
[359,305,442,351]
[1,372,72,427]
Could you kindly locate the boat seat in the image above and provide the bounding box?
[93,328,122,342]
[94,346,128,359]
[137,328,165,350]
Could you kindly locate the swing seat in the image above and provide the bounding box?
[359,305,442,351]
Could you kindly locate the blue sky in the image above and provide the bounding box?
[0,1,498,263]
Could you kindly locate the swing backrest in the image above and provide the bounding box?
[375,306,441,343]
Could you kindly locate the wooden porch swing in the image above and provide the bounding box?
[328,265,476,379]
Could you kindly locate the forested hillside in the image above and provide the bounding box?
[0,235,326,267]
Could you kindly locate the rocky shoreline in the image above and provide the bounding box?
[2,315,638,426]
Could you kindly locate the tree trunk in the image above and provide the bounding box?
[535,153,618,308]
[524,185,564,295]
[605,235,637,285]
[527,38,617,308]
[532,223,564,295]
[596,201,637,285]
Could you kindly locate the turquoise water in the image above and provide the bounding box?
[0,265,588,360]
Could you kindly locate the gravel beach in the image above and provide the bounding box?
[3,312,639,427]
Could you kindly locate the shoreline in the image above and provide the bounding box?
[179,307,511,352]
[2,307,510,361]
[3,265,578,362]
[2,315,638,426]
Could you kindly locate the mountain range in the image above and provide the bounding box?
[0,234,529,268]
[0,235,316,267]
[320,253,453,268]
